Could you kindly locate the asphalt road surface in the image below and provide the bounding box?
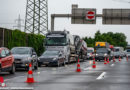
[0,58,130,90]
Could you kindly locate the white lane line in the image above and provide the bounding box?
[5,76,25,82]
[96,72,106,80]
[111,64,115,67]
[83,67,92,70]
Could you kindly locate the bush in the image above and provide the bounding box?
[4,29,45,56]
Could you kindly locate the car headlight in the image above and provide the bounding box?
[96,54,98,56]
[104,53,107,56]
[53,58,57,61]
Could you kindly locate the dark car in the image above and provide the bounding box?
[38,50,65,67]
[0,47,15,74]
[11,47,38,70]
[95,48,112,61]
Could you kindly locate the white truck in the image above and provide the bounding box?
[45,30,87,63]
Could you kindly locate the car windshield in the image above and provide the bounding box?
[96,48,108,53]
[113,52,120,54]
[87,50,93,53]
[114,48,119,52]
[42,51,59,56]
[127,49,130,52]
[46,37,67,46]
[11,48,31,54]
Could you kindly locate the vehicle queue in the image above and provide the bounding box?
[0,31,127,75]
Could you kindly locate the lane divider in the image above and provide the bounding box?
[111,64,115,67]
[96,72,106,80]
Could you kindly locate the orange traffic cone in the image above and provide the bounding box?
[113,56,115,62]
[92,57,96,68]
[26,63,35,83]
[0,77,6,87]
[76,59,81,72]
[119,56,121,62]
[107,57,110,63]
[104,57,107,64]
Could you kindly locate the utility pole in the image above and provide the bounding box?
[24,0,48,35]
[13,14,24,31]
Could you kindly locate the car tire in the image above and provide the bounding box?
[34,62,38,70]
[63,59,66,66]
[10,63,15,74]
[57,61,60,67]
[38,63,41,67]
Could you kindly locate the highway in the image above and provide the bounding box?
[0,58,129,90]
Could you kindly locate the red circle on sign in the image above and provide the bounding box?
[87,11,95,19]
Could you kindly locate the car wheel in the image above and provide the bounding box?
[10,63,15,74]
[57,61,60,67]
[38,63,41,67]
[34,62,38,70]
[63,59,66,66]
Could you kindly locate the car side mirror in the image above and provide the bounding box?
[32,52,36,55]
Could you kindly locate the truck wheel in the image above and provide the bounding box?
[10,63,15,74]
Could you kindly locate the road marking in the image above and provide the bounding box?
[111,64,115,67]
[0,87,34,89]
[5,76,25,82]
[96,72,106,80]
[83,67,92,70]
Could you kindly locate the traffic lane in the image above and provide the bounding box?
[1,60,91,81]
[4,59,112,89]
[3,60,92,82]
[80,58,130,90]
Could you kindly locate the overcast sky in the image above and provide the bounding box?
[0,0,130,43]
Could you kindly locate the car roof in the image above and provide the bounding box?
[12,47,33,49]
[0,47,8,50]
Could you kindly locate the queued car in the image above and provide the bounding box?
[126,49,130,58]
[11,47,38,70]
[38,50,65,67]
[95,48,112,61]
[113,52,123,58]
[86,47,94,60]
[0,47,15,74]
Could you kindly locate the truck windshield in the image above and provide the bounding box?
[46,37,67,46]
[96,48,108,53]
[87,50,93,53]
[114,48,119,52]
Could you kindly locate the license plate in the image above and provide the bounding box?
[15,61,21,63]
[44,62,49,64]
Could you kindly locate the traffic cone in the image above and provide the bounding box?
[92,57,96,68]
[107,57,110,63]
[113,56,115,62]
[76,59,81,72]
[119,56,121,62]
[26,63,35,83]
[0,77,6,87]
[104,57,107,64]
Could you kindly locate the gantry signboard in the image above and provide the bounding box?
[103,9,130,24]
[71,5,96,24]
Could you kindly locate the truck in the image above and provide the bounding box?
[45,30,87,63]
[95,42,112,61]
[113,47,124,58]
